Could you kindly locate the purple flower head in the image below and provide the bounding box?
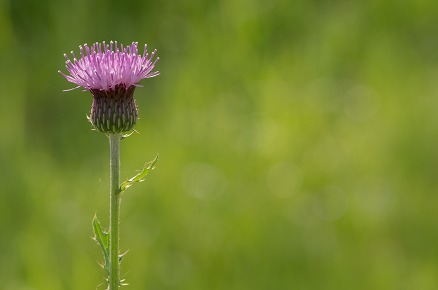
[59,41,160,133]
[59,41,159,91]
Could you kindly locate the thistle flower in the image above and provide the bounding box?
[59,41,159,133]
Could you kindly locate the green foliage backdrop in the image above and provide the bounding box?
[1,0,438,289]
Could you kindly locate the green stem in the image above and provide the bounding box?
[109,133,121,289]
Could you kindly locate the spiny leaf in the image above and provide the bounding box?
[119,154,159,193]
[121,129,137,139]
[92,215,110,274]
[119,250,129,263]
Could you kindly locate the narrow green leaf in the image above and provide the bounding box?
[119,154,159,193]
[92,215,110,273]
[93,215,109,251]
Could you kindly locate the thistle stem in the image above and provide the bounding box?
[109,133,121,289]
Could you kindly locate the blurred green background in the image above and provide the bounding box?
[1,0,438,289]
